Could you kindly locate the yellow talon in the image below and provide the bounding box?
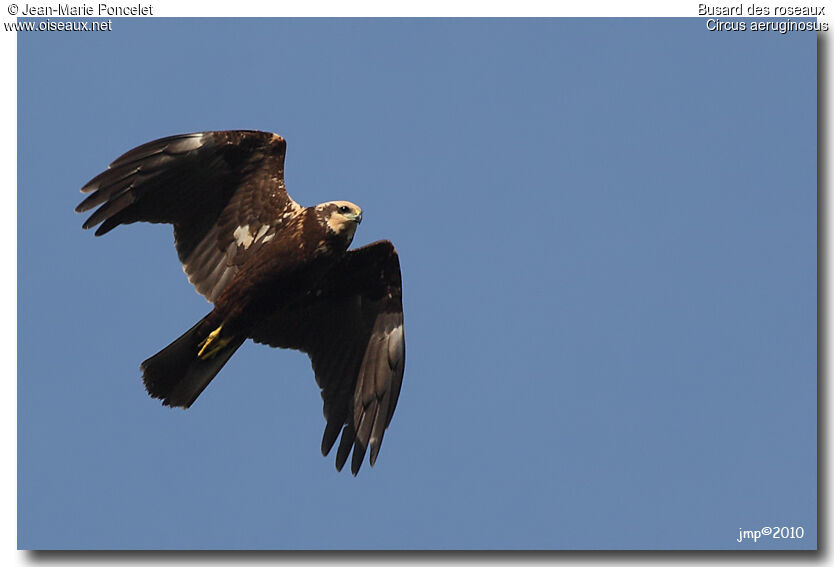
[198,325,231,359]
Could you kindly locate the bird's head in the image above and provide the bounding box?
[315,200,363,244]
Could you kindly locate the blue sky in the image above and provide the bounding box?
[18,18,816,550]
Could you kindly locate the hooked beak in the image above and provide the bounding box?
[348,211,363,224]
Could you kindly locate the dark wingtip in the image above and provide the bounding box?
[351,442,367,476]
[321,421,341,456]
[93,219,119,236]
[335,424,354,472]
[369,442,380,467]
[350,454,362,476]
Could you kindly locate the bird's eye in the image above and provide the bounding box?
[338,205,350,214]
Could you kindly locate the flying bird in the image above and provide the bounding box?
[76,130,405,475]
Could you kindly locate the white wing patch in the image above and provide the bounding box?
[233,224,271,250]
[233,225,254,248]
[255,224,270,241]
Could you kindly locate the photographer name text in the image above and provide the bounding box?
[18,3,152,16]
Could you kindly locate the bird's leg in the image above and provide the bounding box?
[197,324,232,360]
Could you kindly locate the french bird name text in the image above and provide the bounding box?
[698,4,825,16]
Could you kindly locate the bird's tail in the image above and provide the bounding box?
[140,314,245,408]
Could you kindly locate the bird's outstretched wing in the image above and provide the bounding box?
[76,130,301,302]
[248,240,405,475]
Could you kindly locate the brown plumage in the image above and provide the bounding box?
[76,130,405,475]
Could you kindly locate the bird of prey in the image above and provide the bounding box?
[76,130,405,475]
